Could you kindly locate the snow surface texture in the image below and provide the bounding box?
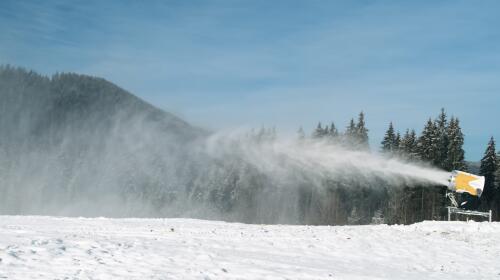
[0,216,499,279]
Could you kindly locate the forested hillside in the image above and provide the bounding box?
[0,66,498,224]
[0,66,206,217]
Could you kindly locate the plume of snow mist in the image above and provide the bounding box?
[204,131,451,189]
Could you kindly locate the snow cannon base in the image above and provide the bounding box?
[446,206,492,222]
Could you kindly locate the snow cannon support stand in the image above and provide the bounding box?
[446,170,491,222]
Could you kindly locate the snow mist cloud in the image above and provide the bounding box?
[205,131,450,189]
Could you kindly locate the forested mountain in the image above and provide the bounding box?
[0,66,206,217]
[0,66,497,224]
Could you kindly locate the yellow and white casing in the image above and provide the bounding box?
[448,170,485,197]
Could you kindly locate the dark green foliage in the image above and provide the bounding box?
[417,119,439,165]
[445,117,466,171]
[355,112,369,150]
[394,132,401,154]
[381,122,397,153]
[435,108,449,168]
[399,129,418,159]
[480,137,497,209]
[495,154,500,219]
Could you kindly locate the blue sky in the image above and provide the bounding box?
[1,0,499,160]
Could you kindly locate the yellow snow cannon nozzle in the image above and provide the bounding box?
[448,170,485,197]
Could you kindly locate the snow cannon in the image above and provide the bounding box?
[448,170,485,197]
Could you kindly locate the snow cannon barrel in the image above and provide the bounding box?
[448,170,485,197]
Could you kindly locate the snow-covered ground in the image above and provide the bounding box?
[0,216,499,279]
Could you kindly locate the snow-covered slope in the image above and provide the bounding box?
[0,216,499,279]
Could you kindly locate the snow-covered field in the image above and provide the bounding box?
[0,216,499,279]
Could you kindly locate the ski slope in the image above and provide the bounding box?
[0,216,499,279]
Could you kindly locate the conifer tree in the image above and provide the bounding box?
[345,118,356,138]
[399,129,410,154]
[480,137,497,208]
[381,122,397,153]
[313,122,326,139]
[495,153,500,216]
[445,117,466,171]
[417,118,439,164]
[328,122,338,139]
[356,112,369,149]
[399,129,418,158]
[394,132,401,154]
[495,154,500,190]
[408,129,417,155]
[342,118,357,148]
[435,108,449,168]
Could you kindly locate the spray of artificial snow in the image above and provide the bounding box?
[204,131,451,189]
[0,121,452,220]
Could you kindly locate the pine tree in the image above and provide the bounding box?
[313,122,327,139]
[417,118,439,164]
[328,122,338,139]
[409,129,417,153]
[495,153,500,217]
[381,122,397,153]
[399,129,410,154]
[399,129,418,158]
[394,132,401,154]
[435,108,449,169]
[342,118,358,148]
[345,118,356,138]
[480,137,497,209]
[495,154,500,190]
[400,129,418,159]
[356,112,369,150]
[445,117,466,171]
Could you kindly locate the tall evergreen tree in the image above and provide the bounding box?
[394,132,401,154]
[399,129,418,158]
[495,153,500,217]
[417,118,439,164]
[480,137,497,209]
[381,122,397,153]
[445,117,466,171]
[313,122,327,139]
[495,154,500,190]
[399,129,418,159]
[408,129,418,155]
[435,108,449,168]
[328,122,338,139]
[342,118,357,147]
[356,112,369,150]
[399,129,410,154]
[345,118,356,138]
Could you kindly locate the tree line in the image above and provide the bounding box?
[299,108,499,222]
